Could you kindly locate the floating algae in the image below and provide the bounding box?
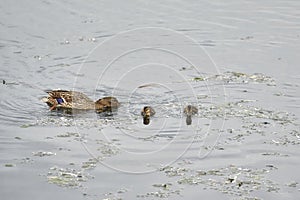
[33,151,56,157]
[20,123,36,128]
[96,139,120,158]
[202,100,295,125]
[47,166,91,188]
[158,164,281,199]
[102,187,128,200]
[137,188,181,199]
[193,71,276,86]
[81,158,98,170]
[159,166,189,177]
[137,183,176,198]
[56,132,80,138]
[4,163,15,167]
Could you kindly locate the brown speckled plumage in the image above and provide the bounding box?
[141,106,155,117]
[183,105,198,116]
[141,106,155,125]
[42,90,120,112]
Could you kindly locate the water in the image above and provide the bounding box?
[1,0,299,199]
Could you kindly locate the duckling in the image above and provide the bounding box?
[42,90,120,113]
[183,105,198,125]
[95,96,120,112]
[141,106,155,117]
[141,106,155,125]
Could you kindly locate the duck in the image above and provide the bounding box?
[141,106,155,125]
[42,90,120,113]
[183,105,198,125]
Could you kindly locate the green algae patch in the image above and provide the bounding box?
[231,72,247,77]
[4,163,15,167]
[193,77,205,81]
[20,123,35,128]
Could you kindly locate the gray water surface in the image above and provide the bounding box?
[1,0,299,199]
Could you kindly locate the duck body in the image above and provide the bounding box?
[42,90,120,112]
[183,105,198,116]
[141,106,156,118]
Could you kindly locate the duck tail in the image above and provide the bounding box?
[41,97,49,103]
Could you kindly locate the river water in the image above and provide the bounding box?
[1,0,299,199]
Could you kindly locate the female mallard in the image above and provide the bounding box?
[183,105,198,125]
[141,106,155,125]
[42,90,120,112]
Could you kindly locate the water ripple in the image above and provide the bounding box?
[0,84,44,126]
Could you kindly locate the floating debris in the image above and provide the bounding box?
[138,83,161,88]
[160,166,189,177]
[202,100,296,126]
[56,132,80,138]
[4,163,15,167]
[61,40,70,45]
[159,164,280,199]
[33,151,56,157]
[97,143,120,157]
[286,181,298,188]
[20,157,34,164]
[47,166,90,188]
[261,152,289,157]
[87,37,96,42]
[81,158,98,169]
[102,188,128,200]
[33,55,42,60]
[193,77,205,81]
[137,189,180,199]
[193,71,276,86]
[152,183,172,190]
[240,36,254,40]
[20,123,35,128]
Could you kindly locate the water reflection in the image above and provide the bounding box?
[185,115,192,125]
[96,110,118,120]
[143,116,151,125]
